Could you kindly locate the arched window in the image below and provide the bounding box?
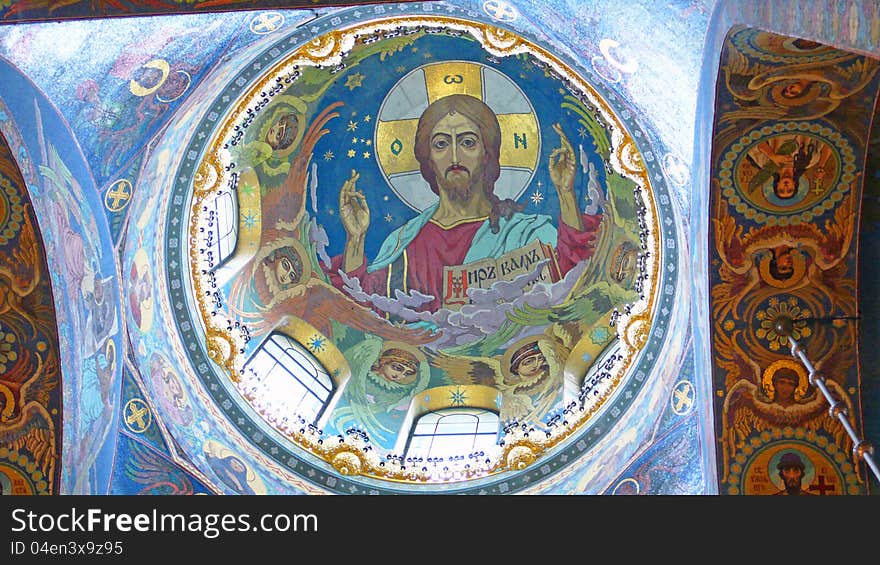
[205,178,239,272]
[395,385,503,463]
[404,408,500,462]
[565,337,622,406]
[243,332,334,425]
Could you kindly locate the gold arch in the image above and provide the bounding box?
[275,315,351,390]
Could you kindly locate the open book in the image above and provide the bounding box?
[441,239,562,309]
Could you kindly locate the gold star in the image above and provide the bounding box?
[384,213,393,222]
[344,72,365,90]
[347,149,356,158]
[323,150,334,161]
[347,120,358,132]
[396,65,406,73]
[364,115,372,123]
[365,139,372,146]
[351,136,358,143]
[363,151,371,159]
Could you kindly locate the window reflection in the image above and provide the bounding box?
[243,333,333,425]
[207,188,238,270]
[404,408,499,461]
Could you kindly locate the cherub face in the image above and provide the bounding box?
[781,82,805,99]
[508,343,549,385]
[375,358,418,385]
[774,375,797,403]
[776,177,797,199]
[265,114,299,151]
[265,247,303,291]
[774,248,794,274]
[275,256,300,286]
[515,352,546,379]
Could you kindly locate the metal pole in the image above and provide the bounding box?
[785,333,880,484]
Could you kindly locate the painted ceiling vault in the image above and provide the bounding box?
[0,0,877,495]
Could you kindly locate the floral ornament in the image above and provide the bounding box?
[755,297,811,350]
[0,325,17,373]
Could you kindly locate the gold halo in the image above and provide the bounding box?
[129,59,170,97]
[374,60,540,211]
[202,439,266,494]
[377,340,427,366]
[762,359,809,401]
[155,70,192,103]
[103,337,116,368]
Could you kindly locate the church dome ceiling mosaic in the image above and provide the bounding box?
[2,0,878,497]
[140,9,680,493]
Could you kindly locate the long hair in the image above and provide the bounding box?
[413,94,522,233]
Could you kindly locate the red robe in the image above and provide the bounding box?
[329,213,601,313]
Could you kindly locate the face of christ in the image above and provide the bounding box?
[427,111,487,202]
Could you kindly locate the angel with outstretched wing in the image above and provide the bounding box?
[427,335,565,425]
[720,336,855,481]
[425,348,536,422]
[722,50,880,123]
[711,190,760,320]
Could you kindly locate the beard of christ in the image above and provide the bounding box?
[414,94,522,232]
[437,162,481,202]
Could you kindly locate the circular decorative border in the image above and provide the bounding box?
[164,4,680,494]
[670,379,695,416]
[610,477,640,495]
[123,398,152,434]
[104,179,133,213]
[718,121,855,225]
[725,432,861,495]
[0,448,49,495]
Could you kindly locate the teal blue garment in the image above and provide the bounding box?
[367,202,559,273]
